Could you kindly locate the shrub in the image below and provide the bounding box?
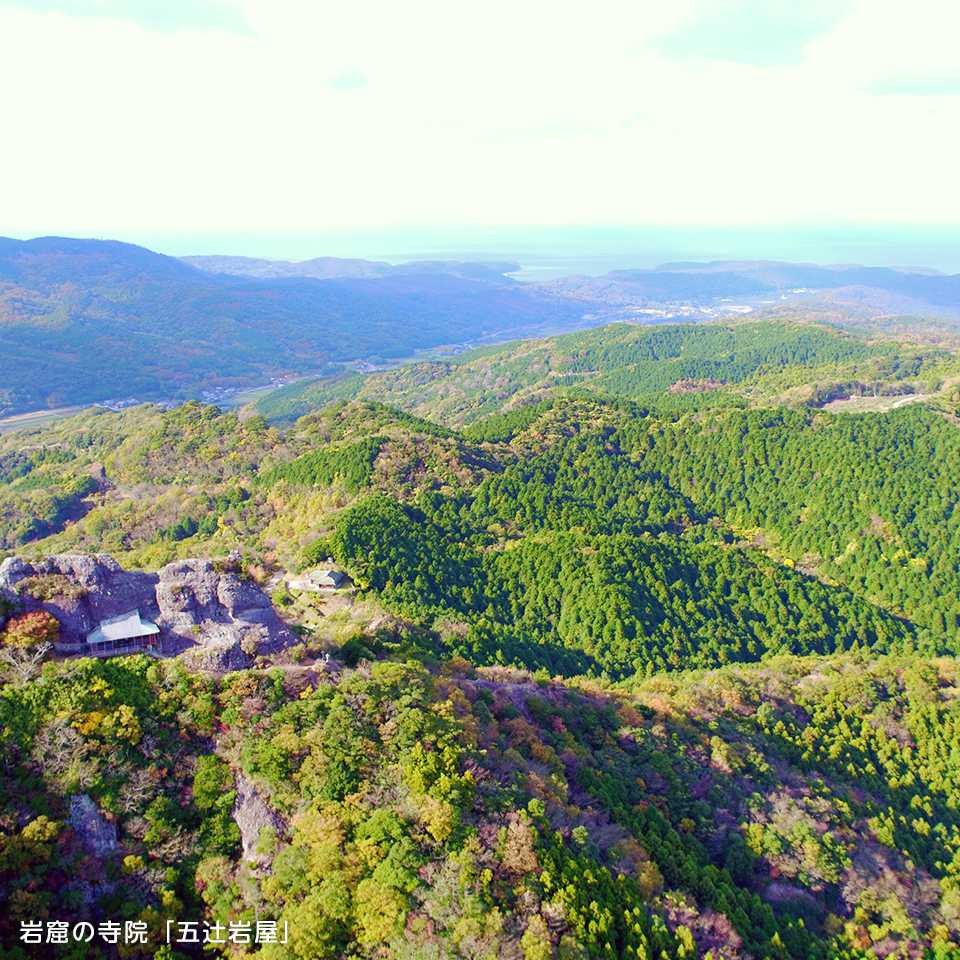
[15,574,86,602]
[1,610,60,648]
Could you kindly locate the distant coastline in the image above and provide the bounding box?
[118,224,960,276]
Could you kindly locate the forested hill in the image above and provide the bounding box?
[320,398,960,676]
[0,236,585,416]
[3,392,960,674]
[253,319,959,424]
[6,647,960,958]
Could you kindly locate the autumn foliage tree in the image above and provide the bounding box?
[1,610,59,648]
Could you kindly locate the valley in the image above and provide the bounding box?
[5,235,960,421]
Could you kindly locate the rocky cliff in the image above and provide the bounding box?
[0,553,296,670]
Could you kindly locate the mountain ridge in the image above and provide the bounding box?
[0,236,587,416]
[182,253,522,282]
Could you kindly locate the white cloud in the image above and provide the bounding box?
[0,0,958,239]
[805,0,960,91]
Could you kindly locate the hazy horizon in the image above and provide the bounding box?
[8,224,960,278]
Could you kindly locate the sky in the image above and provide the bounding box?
[1,0,959,256]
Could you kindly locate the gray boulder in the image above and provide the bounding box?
[233,773,286,869]
[155,558,292,658]
[68,793,117,858]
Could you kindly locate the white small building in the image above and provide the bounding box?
[86,610,160,655]
[288,568,347,592]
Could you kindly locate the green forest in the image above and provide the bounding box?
[3,319,960,958]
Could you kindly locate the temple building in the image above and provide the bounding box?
[85,609,160,655]
[287,568,347,592]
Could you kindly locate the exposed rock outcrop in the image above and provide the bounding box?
[233,773,286,870]
[0,553,296,668]
[68,793,117,858]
